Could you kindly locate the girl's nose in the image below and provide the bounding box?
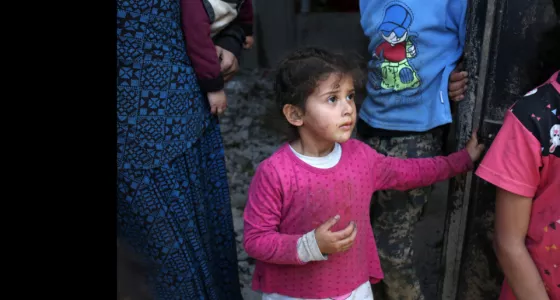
[342,100,354,115]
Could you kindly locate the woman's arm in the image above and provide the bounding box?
[493,188,549,300]
[180,0,223,92]
[236,0,253,36]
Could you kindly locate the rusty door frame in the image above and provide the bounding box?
[440,0,558,298]
[440,0,499,298]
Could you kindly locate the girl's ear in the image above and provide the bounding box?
[283,104,304,127]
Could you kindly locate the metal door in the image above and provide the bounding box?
[441,0,558,299]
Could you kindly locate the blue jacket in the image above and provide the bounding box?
[359,0,467,132]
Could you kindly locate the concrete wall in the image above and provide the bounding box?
[294,12,370,59]
[241,0,369,69]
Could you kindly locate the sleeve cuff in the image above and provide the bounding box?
[213,24,245,59]
[198,76,224,93]
[460,148,474,170]
[215,36,243,59]
[475,164,537,198]
[296,230,328,263]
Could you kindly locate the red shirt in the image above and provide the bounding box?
[476,71,560,300]
[375,41,406,62]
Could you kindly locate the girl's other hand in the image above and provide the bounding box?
[315,215,357,255]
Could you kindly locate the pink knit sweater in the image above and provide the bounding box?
[243,139,473,298]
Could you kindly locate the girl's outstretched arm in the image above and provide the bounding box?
[367,146,473,192]
[365,130,483,191]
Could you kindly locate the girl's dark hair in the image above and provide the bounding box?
[273,47,365,139]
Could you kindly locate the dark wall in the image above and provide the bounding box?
[251,0,368,68]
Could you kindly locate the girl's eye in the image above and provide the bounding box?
[328,96,337,103]
[346,93,355,101]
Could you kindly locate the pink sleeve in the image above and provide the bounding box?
[475,111,542,197]
[365,145,474,191]
[243,161,304,265]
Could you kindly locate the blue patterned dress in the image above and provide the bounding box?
[116,0,242,298]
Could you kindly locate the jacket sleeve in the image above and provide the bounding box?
[212,23,246,60]
[180,0,224,92]
[236,0,253,36]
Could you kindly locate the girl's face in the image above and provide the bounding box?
[299,73,357,145]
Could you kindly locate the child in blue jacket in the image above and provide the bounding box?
[358,1,468,299]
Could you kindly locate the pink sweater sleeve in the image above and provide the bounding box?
[243,161,304,265]
[365,146,474,191]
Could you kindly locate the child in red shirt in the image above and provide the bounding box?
[475,68,559,299]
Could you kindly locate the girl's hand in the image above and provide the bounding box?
[207,90,227,115]
[244,36,254,49]
[315,215,357,255]
[466,129,486,162]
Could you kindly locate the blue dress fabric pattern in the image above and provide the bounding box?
[116,0,242,298]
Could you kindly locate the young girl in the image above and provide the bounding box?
[475,25,559,300]
[243,47,485,300]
